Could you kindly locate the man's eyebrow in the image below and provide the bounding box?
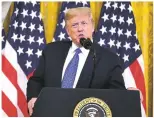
[81,21,87,23]
[72,22,78,25]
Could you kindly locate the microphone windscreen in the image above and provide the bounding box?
[80,38,92,49]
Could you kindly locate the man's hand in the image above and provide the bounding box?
[127,87,143,102]
[28,98,37,116]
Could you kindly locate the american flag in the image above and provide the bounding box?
[53,1,90,42]
[94,2,146,115]
[2,2,46,117]
[2,28,6,49]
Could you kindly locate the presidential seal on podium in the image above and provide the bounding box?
[73,97,112,117]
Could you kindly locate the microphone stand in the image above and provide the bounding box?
[89,43,96,88]
[80,38,96,88]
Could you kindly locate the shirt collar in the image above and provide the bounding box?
[70,42,89,56]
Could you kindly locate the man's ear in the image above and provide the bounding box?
[92,26,95,33]
[92,22,95,33]
[92,27,94,33]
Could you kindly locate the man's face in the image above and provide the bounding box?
[66,15,94,45]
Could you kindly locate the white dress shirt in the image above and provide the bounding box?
[61,42,90,88]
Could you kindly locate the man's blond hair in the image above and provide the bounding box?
[65,7,94,26]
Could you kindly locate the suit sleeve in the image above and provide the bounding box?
[107,56,126,89]
[26,51,45,102]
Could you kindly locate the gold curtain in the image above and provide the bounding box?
[3,2,153,116]
[131,2,153,116]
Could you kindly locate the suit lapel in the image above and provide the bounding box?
[76,44,101,88]
[53,42,71,87]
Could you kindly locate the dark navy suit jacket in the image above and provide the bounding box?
[27,41,126,101]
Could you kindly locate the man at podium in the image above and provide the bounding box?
[27,7,139,116]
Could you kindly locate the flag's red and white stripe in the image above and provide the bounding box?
[2,41,29,117]
[2,108,8,117]
[123,55,146,116]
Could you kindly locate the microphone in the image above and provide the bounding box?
[80,38,92,49]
